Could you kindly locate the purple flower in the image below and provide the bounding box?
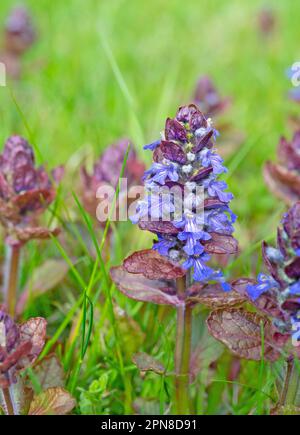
[246,203,300,342]
[289,88,300,104]
[200,148,227,174]
[0,136,59,245]
[193,76,230,117]
[81,139,145,222]
[289,281,300,296]
[247,273,279,301]
[153,235,177,256]
[131,104,237,286]
[4,7,35,56]
[130,193,175,224]
[291,313,300,345]
[144,161,179,186]
[174,213,203,233]
[90,139,145,186]
[205,179,234,203]
[178,234,204,256]
[182,248,212,281]
[205,208,235,234]
[144,140,161,151]
[195,125,219,143]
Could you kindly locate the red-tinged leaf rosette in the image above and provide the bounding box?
[264,132,300,205]
[0,7,36,79]
[4,7,35,56]
[231,203,300,354]
[192,77,243,158]
[0,136,59,246]
[193,76,231,118]
[80,139,145,221]
[0,309,47,388]
[257,7,276,36]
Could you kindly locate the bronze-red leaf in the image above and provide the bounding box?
[160,141,187,164]
[187,283,246,308]
[207,308,281,361]
[138,220,179,235]
[203,232,238,255]
[110,266,182,306]
[18,317,47,368]
[123,249,185,280]
[264,161,300,205]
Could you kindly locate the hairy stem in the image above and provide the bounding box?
[4,245,21,318]
[280,358,300,407]
[174,276,192,414]
[1,388,14,415]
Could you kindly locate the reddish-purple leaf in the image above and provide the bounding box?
[207,308,281,361]
[264,161,300,205]
[190,167,213,182]
[203,233,238,255]
[187,283,246,308]
[261,241,283,284]
[51,165,65,184]
[138,220,179,235]
[160,141,187,164]
[176,104,205,125]
[123,249,185,280]
[282,202,300,252]
[1,342,32,380]
[18,318,47,368]
[110,266,182,306]
[285,257,300,279]
[12,188,55,214]
[204,198,226,209]
[278,133,300,171]
[153,145,164,163]
[12,226,60,245]
[165,118,187,143]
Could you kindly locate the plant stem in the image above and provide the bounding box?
[174,276,192,414]
[280,357,300,407]
[1,388,14,415]
[4,245,21,318]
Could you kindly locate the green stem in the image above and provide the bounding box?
[174,276,192,414]
[4,245,21,318]
[280,358,300,407]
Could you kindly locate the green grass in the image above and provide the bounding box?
[1,0,300,414]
